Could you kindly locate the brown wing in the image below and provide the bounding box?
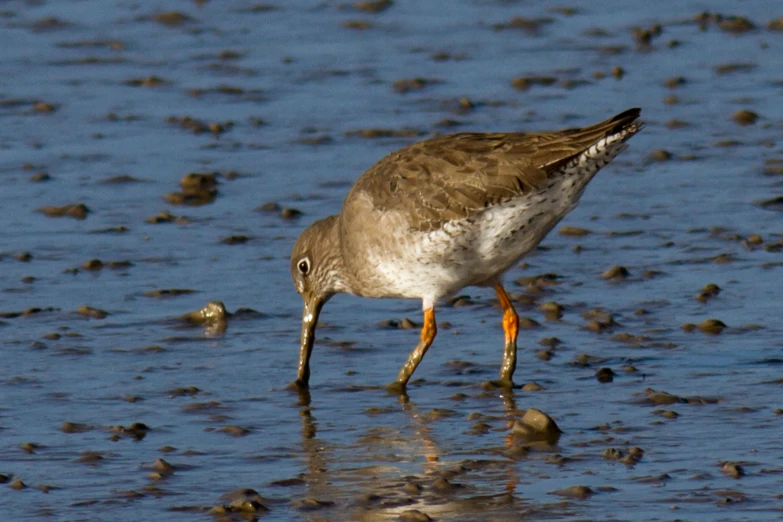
[345,108,642,231]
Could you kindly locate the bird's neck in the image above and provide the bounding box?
[321,214,354,295]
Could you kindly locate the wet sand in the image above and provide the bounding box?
[1,1,783,520]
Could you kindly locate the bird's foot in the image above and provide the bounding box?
[384,380,408,395]
[482,378,516,390]
[286,379,309,391]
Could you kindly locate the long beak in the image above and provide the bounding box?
[296,296,324,388]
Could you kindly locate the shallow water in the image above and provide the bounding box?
[1,0,783,520]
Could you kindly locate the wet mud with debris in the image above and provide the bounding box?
[1,1,783,520]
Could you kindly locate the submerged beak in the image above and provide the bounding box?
[296,295,325,388]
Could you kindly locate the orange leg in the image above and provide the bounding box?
[494,282,519,386]
[389,308,437,391]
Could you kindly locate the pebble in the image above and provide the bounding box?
[9,480,27,490]
[511,76,557,91]
[511,408,562,444]
[76,305,109,319]
[719,16,755,34]
[552,485,593,499]
[602,265,629,279]
[721,462,744,478]
[647,149,672,162]
[60,422,92,433]
[595,367,615,383]
[399,510,433,522]
[698,318,726,334]
[353,0,394,14]
[732,109,759,125]
[393,78,441,94]
[153,12,194,27]
[37,203,90,219]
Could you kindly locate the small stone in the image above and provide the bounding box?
[559,226,591,236]
[152,458,175,474]
[697,283,721,303]
[595,367,615,383]
[721,462,744,478]
[343,20,373,30]
[602,448,624,460]
[353,0,394,14]
[399,317,418,329]
[732,109,758,125]
[511,76,557,91]
[82,259,104,270]
[290,497,335,511]
[518,317,539,329]
[153,11,194,27]
[552,485,593,499]
[647,149,672,162]
[256,202,281,212]
[145,211,184,224]
[218,425,251,437]
[666,119,689,129]
[768,17,783,31]
[144,288,196,298]
[540,301,564,320]
[219,488,264,503]
[29,172,51,182]
[511,408,561,444]
[719,16,755,34]
[61,422,92,433]
[393,77,441,94]
[20,442,41,454]
[229,499,268,513]
[612,66,625,79]
[220,235,251,245]
[37,203,90,219]
[431,477,459,492]
[75,452,103,463]
[280,208,302,219]
[702,283,721,295]
[9,479,27,490]
[664,76,686,88]
[269,477,306,487]
[399,510,433,522]
[33,101,58,113]
[76,305,109,319]
[538,337,561,348]
[536,349,553,361]
[645,389,683,405]
[585,313,616,333]
[602,265,629,279]
[698,318,726,335]
[402,482,422,495]
[714,63,756,75]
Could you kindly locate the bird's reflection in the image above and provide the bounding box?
[291,385,527,520]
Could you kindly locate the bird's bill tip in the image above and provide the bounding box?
[296,296,324,387]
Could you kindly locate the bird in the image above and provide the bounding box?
[290,108,643,391]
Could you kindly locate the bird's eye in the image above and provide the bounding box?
[297,258,310,275]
